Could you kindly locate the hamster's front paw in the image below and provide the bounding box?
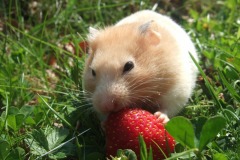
[154,111,169,124]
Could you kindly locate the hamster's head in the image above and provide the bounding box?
[83,21,177,115]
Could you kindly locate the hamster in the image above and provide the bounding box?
[83,10,198,123]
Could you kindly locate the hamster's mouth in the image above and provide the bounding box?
[102,101,159,115]
[127,103,159,114]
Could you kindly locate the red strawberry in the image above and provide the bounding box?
[105,108,175,160]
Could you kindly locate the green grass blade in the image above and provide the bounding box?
[38,94,74,130]
[218,70,240,101]
[5,23,80,60]
[190,53,224,110]
[139,135,148,160]
[147,146,153,160]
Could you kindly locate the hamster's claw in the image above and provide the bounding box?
[154,111,169,124]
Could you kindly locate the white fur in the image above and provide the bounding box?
[88,27,100,41]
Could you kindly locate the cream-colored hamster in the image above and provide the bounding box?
[83,10,198,123]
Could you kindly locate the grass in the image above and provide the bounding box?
[0,0,239,159]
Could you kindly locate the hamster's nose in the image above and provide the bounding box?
[102,98,121,113]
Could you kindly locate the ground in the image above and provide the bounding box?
[0,0,239,159]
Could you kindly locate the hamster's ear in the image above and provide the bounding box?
[139,20,152,34]
[139,21,161,45]
[88,27,99,41]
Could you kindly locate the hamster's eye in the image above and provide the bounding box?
[92,69,96,77]
[123,61,134,74]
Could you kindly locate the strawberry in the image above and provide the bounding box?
[105,108,175,160]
